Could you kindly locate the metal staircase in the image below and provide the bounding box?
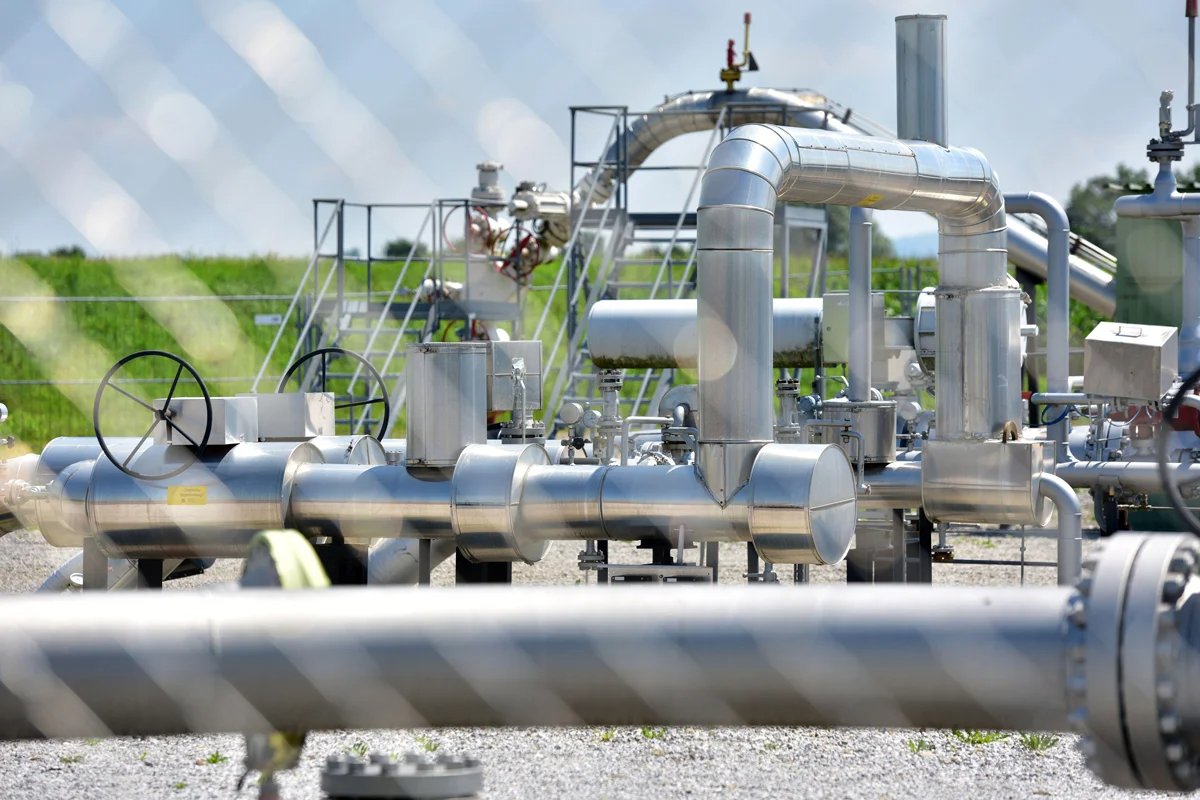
[540,108,730,429]
[252,200,440,437]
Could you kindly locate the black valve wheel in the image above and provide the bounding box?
[92,350,212,481]
[277,347,391,440]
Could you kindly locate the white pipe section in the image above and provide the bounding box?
[1039,473,1082,586]
[1114,164,1200,372]
[587,298,823,369]
[848,207,874,401]
[1055,460,1200,492]
[0,582,1073,738]
[896,14,948,147]
[697,124,1010,502]
[1006,193,1072,460]
[368,539,457,585]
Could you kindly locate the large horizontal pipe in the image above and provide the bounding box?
[1055,460,1200,492]
[0,582,1072,739]
[588,298,822,369]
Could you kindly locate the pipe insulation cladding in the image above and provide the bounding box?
[0,533,1195,792]
[696,123,1019,502]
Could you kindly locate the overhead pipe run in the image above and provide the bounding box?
[695,123,1017,503]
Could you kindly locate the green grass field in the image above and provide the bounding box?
[0,250,1100,453]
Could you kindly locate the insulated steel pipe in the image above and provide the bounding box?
[0,533,1196,793]
[1040,473,1082,585]
[848,206,874,401]
[0,583,1072,737]
[1055,460,1200,492]
[587,298,822,369]
[697,124,1015,500]
[895,14,948,146]
[1006,193,1072,459]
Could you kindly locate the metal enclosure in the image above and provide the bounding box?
[405,342,488,467]
[922,439,1045,525]
[486,340,543,411]
[157,396,258,446]
[1084,321,1178,402]
[821,292,886,374]
[250,393,335,441]
[896,14,948,146]
[811,399,898,464]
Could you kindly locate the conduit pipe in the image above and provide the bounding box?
[1039,473,1082,585]
[697,124,1015,502]
[1006,193,1072,460]
[587,298,822,369]
[848,206,874,401]
[0,582,1072,737]
[1055,459,1200,492]
[1114,164,1200,373]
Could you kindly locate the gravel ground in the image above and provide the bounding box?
[0,519,1178,800]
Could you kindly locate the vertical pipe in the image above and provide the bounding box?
[336,200,345,323]
[895,15,948,146]
[1040,472,1082,586]
[848,207,874,401]
[1182,217,1200,375]
[1005,194,1071,459]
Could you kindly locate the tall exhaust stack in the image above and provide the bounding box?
[895,14,947,146]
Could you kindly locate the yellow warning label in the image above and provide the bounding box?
[167,485,207,506]
[859,194,884,206]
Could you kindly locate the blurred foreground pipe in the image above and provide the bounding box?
[0,583,1070,738]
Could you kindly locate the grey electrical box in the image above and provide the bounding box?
[251,392,335,441]
[1084,321,1178,402]
[487,340,543,411]
[406,342,488,467]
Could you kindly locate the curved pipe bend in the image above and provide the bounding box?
[695,123,1010,501]
[1039,473,1082,586]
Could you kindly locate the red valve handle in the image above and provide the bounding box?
[727,38,736,68]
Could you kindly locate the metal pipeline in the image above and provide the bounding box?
[566,86,1114,315]
[1040,473,1082,586]
[697,123,1014,501]
[1006,193,1072,459]
[848,207,874,401]
[1055,459,1200,492]
[517,443,857,564]
[368,538,457,585]
[289,463,454,542]
[2,532,1197,791]
[587,298,822,369]
[0,582,1071,737]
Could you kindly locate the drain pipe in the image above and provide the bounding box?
[1039,472,1081,585]
[696,124,1013,503]
[848,207,874,401]
[1005,193,1071,461]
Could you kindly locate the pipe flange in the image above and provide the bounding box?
[1118,535,1199,790]
[1075,533,1200,791]
[451,443,550,564]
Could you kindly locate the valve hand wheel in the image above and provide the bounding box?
[277,347,391,440]
[93,350,212,481]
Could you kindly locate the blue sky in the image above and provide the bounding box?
[0,0,1194,256]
